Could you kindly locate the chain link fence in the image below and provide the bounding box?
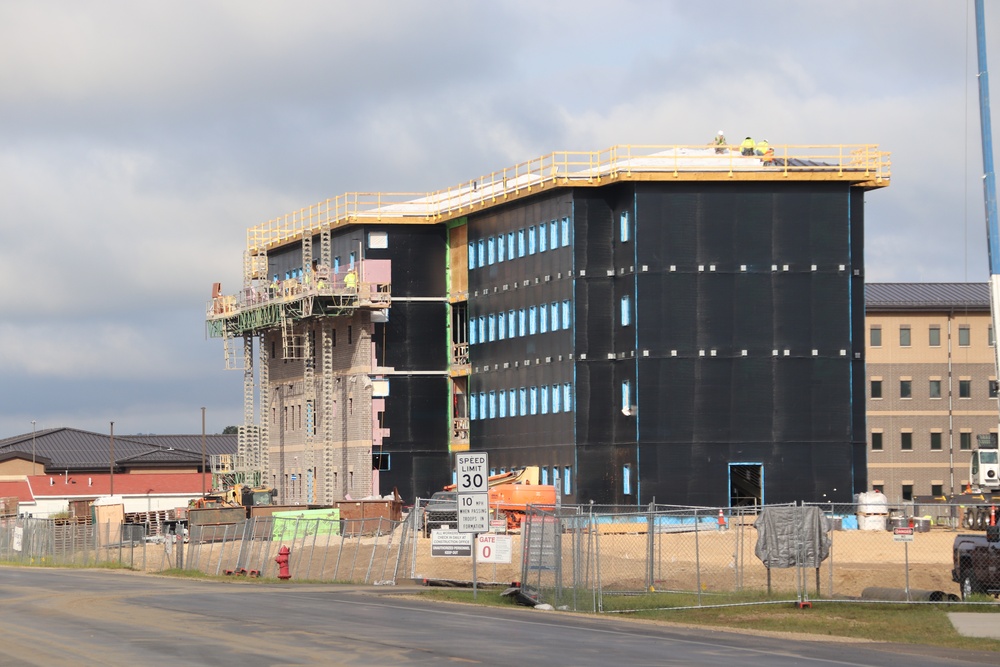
[410,500,980,612]
[0,499,986,610]
[0,513,413,585]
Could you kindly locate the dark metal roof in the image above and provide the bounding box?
[0,428,237,472]
[866,283,989,311]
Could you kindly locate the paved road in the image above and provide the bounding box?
[0,568,997,667]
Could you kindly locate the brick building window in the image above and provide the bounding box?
[930,432,942,450]
[929,325,941,347]
[900,379,912,399]
[900,432,912,451]
[929,379,941,399]
[899,325,911,347]
[871,432,883,451]
[959,325,971,347]
[870,326,881,347]
[902,484,913,501]
[961,432,973,450]
[960,379,971,398]
[871,380,882,398]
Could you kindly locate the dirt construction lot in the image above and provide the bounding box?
[410,523,966,599]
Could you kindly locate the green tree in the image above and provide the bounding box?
[222,425,238,435]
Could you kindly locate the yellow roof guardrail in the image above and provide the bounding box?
[246,143,890,254]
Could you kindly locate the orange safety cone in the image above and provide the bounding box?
[717,509,727,531]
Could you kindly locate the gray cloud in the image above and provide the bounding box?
[0,0,998,435]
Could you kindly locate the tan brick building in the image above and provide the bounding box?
[866,283,999,502]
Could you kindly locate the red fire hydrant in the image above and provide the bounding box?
[275,545,291,580]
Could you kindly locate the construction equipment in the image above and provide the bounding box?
[190,483,276,514]
[436,466,556,531]
[920,1,1000,530]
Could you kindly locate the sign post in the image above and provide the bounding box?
[893,526,914,600]
[456,452,489,599]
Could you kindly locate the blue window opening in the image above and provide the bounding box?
[541,387,549,414]
[518,309,526,337]
[528,226,536,255]
[477,240,485,267]
[623,464,632,495]
[519,387,527,416]
[563,383,572,412]
[499,390,507,418]
[552,385,561,413]
[488,391,496,419]
[620,210,630,242]
[488,314,496,342]
[528,306,537,335]
[487,237,496,265]
[563,466,571,494]
[479,392,487,420]
[561,217,571,246]
[349,252,356,270]
[622,380,631,413]
[550,302,559,331]
[470,394,478,420]
[468,243,476,270]
[333,257,340,274]
[540,306,548,334]
[621,295,631,326]
[507,232,516,260]
[541,466,549,485]
[497,235,505,263]
[509,390,517,418]
[517,229,526,257]
[508,309,516,339]
[550,220,559,250]
[478,316,486,343]
[539,224,547,252]
[497,312,506,340]
[530,386,538,415]
[562,300,571,329]
[469,318,477,345]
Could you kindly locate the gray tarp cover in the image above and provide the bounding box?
[753,506,831,568]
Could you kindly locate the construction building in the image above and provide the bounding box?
[206,143,890,507]
[865,282,998,502]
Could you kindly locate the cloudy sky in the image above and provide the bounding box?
[0,1,997,437]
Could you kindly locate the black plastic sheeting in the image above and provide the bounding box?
[365,226,450,501]
[573,183,866,507]
[467,193,577,475]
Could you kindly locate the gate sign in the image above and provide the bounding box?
[477,533,513,563]
[456,453,489,493]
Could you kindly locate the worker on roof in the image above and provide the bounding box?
[757,139,775,165]
[740,136,756,156]
[713,130,727,154]
[754,139,769,156]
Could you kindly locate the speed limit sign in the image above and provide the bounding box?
[456,452,489,493]
[456,452,489,534]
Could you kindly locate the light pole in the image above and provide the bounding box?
[201,407,206,498]
[109,421,115,497]
[30,420,35,470]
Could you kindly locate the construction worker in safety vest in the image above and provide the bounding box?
[740,137,756,156]
[344,269,358,291]
[757,139,775,165]
[713,130,727,154]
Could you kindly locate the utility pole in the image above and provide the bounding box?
[201,407,207,498]
[109,421,115,496]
